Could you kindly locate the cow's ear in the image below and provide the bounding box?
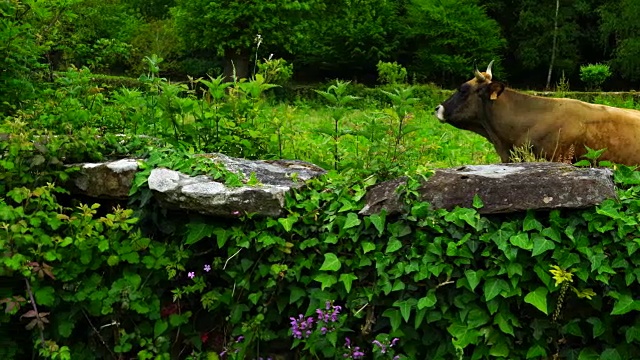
[488,82,505,100]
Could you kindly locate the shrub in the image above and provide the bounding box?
[376,61,408,85]
[580,63,612,90]
[257,57,293,86]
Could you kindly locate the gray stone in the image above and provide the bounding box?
[69,153,326,218]
[147,155,326,217]
[69,159,140,199]
[360,162,617,215]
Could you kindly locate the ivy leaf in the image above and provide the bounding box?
[343,213,361,229]
[382,308,402,332]
[577,348,599,360]
[448,323,481,348]
[465,270,482,291]
[541,227,562,242]
[361,241,376,253]
[278,214,298,232]
[532,236,556,256]
[600,349,622,360]
[185,220,216,245]
[213,228,230,248]
[289,287,305,304]
[483,278,508,301]
[524,287,549,315]
[385,238,402,254]
[339,273,358,293]
[314,274,337,290]
[489,339,509,357]
[414,308,427,329]
[417,289,437,310]
[319,253,341,271]
[523,211,543,232]
[369,213,385,235]
[243,291,260,308]
[154,320,168,338]
[393,299,417,322]
[509,233,532,250]
[494,312,514,336]
[586,317,605,338]
[472,194,484,209]
[526,344,547,359]
[611,293,640,315]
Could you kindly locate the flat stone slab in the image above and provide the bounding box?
[68,153,326,218]
[360,163,617,215]
[70,159,140,199]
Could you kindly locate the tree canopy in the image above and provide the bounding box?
[6,0,640,90]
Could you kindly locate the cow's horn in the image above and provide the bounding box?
[486,60,495,79]
[474,65,486,82]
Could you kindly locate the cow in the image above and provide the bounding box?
[434,61,640,166]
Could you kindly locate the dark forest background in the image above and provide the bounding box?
[4,0,640,97]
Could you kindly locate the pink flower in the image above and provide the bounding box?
[188,272,195,279]
[204,264,211,272]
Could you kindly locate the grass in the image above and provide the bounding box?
[265,100,499,173]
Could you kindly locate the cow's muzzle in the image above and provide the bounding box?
[434,105,445,122]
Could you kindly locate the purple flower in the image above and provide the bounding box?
[343,337,365,359]
[321,326,328,335]
[352,347,365,359]
[393,356,400,360]
[391,338,399,347]
[232,210,240,216]
[290,314,314,339]
[373,339,387,353]
[204,264,211,272]
[188,271,195,279]
[236,336,244,343]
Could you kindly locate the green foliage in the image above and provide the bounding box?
[599,0,640,81]
[171,0,315,78]
[295,0,402,72]
[0,0,48,114]
[580,63,612,90]
[157,164,640,359]
[376,61,408,85]
[0,121,181,359]
[404,0,506,81]
[52,0,143,73]
[257,57,293,85]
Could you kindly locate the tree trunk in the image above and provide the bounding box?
[545,0,560,90]
[223,48,250,82]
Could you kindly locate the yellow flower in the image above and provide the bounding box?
[549,265,574,287]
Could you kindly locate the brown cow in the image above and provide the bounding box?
[434,61,640,166]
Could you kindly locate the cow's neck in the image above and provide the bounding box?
[482,88,557,149]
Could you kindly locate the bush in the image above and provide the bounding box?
[6,151,640,359]
[257,57,293,85]
[376,61,408,85]
[580,63,612,90]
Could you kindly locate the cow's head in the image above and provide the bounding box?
[434,61,505,127]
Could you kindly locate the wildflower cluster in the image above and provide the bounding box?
[187,263,212,279]
[316,300,342,335]
[343,337,365,359]
[372,335,403,359]
[290,314,315,339]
